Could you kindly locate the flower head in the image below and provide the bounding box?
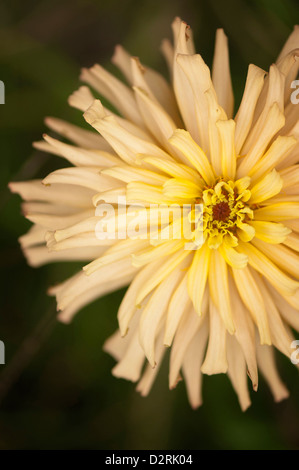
[10,18,299,410]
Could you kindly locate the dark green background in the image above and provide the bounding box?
[1,0,299,450]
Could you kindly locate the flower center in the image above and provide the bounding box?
[212,201,231,222]
[189,178,255,249]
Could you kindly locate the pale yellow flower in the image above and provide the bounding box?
[10,18,299,410]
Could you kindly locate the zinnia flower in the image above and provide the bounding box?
[9,18,299,410]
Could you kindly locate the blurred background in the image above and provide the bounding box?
[1,0,299,450]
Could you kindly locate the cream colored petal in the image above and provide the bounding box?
[254,202,299,221]
[250,221,291,244]
[255,274,293,357]
[102,165,167,186]
[208,249,235,334]
[9,180,94,208]
[187,243,210,315]
[280,99,299,139]
[216,119,236,179]
[136,330,166,397]
[171,17,195,54]
[265,280,299,331]
[256,342,289,402]
[276,49,299,104]
[238,241,299,296]
[68,85,95,111]
[85,111,172,165]
[182,321,209,409]
[284,232,299,252]
[237,223,256,243]
[133,86,182,157]
[142,156,201,184]
[57,272,134,324]
[235,64,266,154]
[276,25,299,63]
[130,56,182,126]
[112,325,145,383]
[113,45,181,124]
[284,219,299,232]
[48,233,115,252]
[25,208,94,231]
[161,38,174,77]
[212,29,234,118]
[111,44,133,83]
[226,335,251,411]
[135,250,191,306]
[80,64,145,128]
[251,238,299,279]
[279,165,299,189]
[228,274,258,390]
[53,216,104,243]
[56,257,138,311]
[237,103,285,178]
[249,135,297,184]
[117,259,163,336]
[201,299,228,375]
[44,116,109,150]
[264,194,299,204]
[103,329,130,362]
[163,178,201,200]
[205,87,228,176]
[169,129,215,185]
[19,224,46,249]
[172,20,201,143]
[169,306,207,388]
[21,201,80,217]
[83,96,155,142]
[23,244,106,268]
[249,169,283,204]
[126,182,166,205]
[277,141,299,170]
[250,64,285,132]
[34,134,118,167]
[43,167,120,193]
[84,239,149,275]
[176,53,215,154]
[139,264,184,366]
[164,273,192,346]
[92,187,126,206]
[132,240,184,268]
[219,244,248,269]
[232,266,271,345]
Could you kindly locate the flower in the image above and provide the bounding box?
[9,18,299,410]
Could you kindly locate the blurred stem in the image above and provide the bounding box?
[0,306,57,404]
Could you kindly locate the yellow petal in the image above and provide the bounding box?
[201,299,228,374]
[238,241,299,296]
[250,220,291,244]
[235,64,265,154]
[216,119,236,179]
[254,202,299,221]
[219,244,248,269]
[212,29,234,118]
[169,129,215,185]
[249,169,283,204]
[187,243,210,315]
[232,266,271,345]
[208,249,235,334]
